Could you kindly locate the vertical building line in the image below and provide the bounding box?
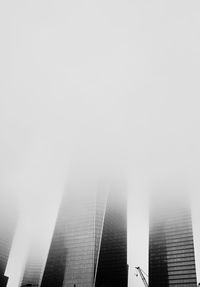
[93,188,108,287]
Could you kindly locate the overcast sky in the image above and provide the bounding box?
[1,1,200,287]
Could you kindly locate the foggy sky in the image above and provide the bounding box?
[1,1,200,287]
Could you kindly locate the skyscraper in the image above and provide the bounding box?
[0,275,9,287]
[20,259,42,287]
[19,241,43,287]
[95,186,127,287]
[149,189,197,287]
[41,177,127,287]
[0,191,18,286]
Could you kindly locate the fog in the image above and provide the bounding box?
[1,1,200,286]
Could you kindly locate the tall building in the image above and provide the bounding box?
[0,191,18,286]
[0,275,9,287]
[19,242,43,287]
[95,186,127,287]
[41,177,127,287]
[149,189,197,287]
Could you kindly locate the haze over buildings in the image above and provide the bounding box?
[41,173,127,287]
[0,191,18,287]
[1,1,200,287]
[19,239,44,287]
[149,187,197,287]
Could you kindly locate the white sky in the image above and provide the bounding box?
[1,1,200,287]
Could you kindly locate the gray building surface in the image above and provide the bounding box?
[0,275,9,287]
[149,190,197,287]
[19,243,43,287]
[95,186,127,287]
[41,177,127,287]
[0,191,18,286]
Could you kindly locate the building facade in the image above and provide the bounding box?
[95,185,127,287]
[41,177,127,287]
[149,191,197,287]
[19,242,43,287]
[0,191,18,286]
[0,275,9,287]
[20,261,42,287]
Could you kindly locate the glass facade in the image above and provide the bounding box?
[41,179,127,287]
[149,198,197,287]
[0,192,18,280]
[95,184,127,287]
[20,245,43,287]
[0,275,8,287]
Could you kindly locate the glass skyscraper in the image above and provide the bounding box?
[0,275,8,287]
[95,184,127,287]
[149,190,197,287]
[19,241,43,287]
[41,177,127,287]
[0,191,18,287]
